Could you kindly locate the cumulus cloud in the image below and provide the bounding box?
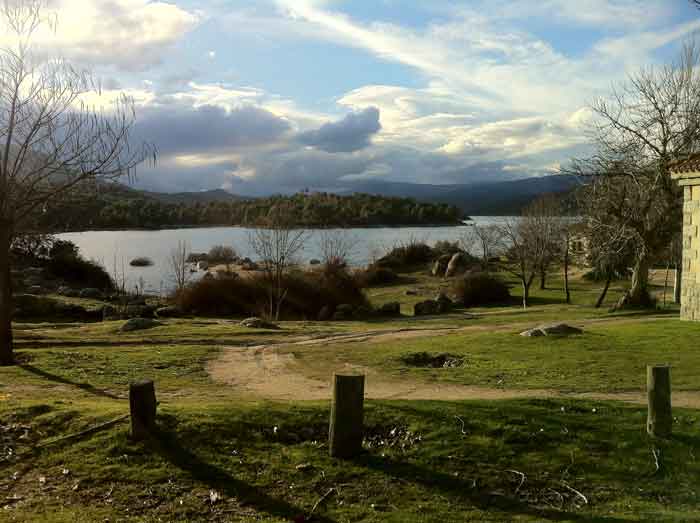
[134,102,292,155]
[297,107,381,152]
[8,0,200,71]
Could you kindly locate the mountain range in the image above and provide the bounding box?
[136,174,582,216]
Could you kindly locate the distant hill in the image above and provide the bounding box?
[141,188,246,205]
[342,175,583,215]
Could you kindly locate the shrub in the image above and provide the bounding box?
[130,257,154,267]
[207,245,237,265]
[453,271,510,308]
[432,240,462,257]
[376,241,433,270]
[175,264,369,320]
[46,240,113,290]
[355,264,399,287]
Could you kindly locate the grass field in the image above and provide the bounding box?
[1,267,698,522]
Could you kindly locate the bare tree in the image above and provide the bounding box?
[0,1,153,365]
[169,241,191,294]
[248,208,310,320]
[498,218,542,308]
[460,224,502,270]
[317,229,357,267]
[522,195,562,290]
[567,43,700,307]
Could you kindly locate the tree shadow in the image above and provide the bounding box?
[350,453,632,522]
[18,363,123,400]
[152,423,338,523]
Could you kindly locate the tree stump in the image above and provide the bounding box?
[647,365,672,438]
[129,380,157,440]
[329,374,365,458]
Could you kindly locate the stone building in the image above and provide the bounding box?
[671,155,700,320]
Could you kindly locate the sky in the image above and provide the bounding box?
[26,0,700,195]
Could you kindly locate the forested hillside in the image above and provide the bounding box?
[36,186,463,231]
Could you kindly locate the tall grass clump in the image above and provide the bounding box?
[453,271,510,307]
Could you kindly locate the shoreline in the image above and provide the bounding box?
[54,221,471,234]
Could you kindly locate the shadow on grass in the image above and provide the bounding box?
[19,364,123,400]
[152,424,338,523]
[351,453,631,523]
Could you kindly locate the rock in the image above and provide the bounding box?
[445,252,468,277]
[102,305,119,321]
[414,299,442,316]
[520,323,583,337]
[309,259,321,265]
[405,289,418,296]
[332,304,355,321]
[120,318,161,333]
[79,288,103,300]
[156,306,182,318]
[317,305,334,321]
[431,254,453,277]
[378,301,401,316]
[240,261,259,271]
[435,292,453,313]
[57,286,71,296]
[202,272,215,280]
[196,261,209,271]
[240,317,279,329]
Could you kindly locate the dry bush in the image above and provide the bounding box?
[453,271,510,308]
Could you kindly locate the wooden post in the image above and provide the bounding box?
[329,374,365,458]
[129,380,157,440]
[647,365,672,438]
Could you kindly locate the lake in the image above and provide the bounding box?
[57,217,514,294]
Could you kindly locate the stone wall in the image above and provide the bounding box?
[681,184,700,320]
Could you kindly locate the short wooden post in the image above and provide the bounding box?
[129,380,157,440]
[647,365,672,438]
[329,374,365,458]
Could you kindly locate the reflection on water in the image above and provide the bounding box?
[57,217,514,294]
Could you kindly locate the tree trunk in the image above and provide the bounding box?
[522,277,532,309]
[563,240,570,304]
[595,274,612,309]
[627,252,651,306]
[674,264,682,305]
[0,221,14,366]
[539,268,546,290]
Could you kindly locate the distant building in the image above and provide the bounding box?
[670,155,700,320]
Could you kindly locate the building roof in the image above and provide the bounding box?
[669,153,700,175]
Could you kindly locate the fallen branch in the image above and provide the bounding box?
[310,488,336,516]
[562,482,588,506]
[651,447,661,475]
[506,469,526,494]
[454,416,467,435]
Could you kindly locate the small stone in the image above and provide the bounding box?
[240,317,279,329]
[120,318,161,333]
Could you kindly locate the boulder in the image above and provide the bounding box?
[431,254,452,277]
[240,317,279,329]
[378,301,401,316]
[241,261,259,271]
[404,289,418,296]
[414,299,442,316]
[197,261,209,271]
[435,293,453,313]
[79,288,103,300]
[332,304,355,321]
[317,305,334,321]
[156,306,182,318]
[120,318,162,333]
[520,323,583,337]
[309,259,321,265]
[445,252,468,277]
[102,305,119,321]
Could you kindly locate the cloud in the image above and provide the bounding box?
[297,107,381,152]
[18,0,200,71]
[133,101,292,156]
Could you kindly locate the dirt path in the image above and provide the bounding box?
[206,314,700,407]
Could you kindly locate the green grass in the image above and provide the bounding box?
[2,398,700,522]
[289,319,700,393]
[0,267,696,521]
